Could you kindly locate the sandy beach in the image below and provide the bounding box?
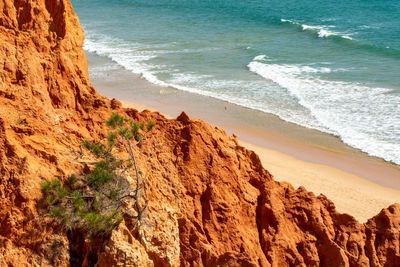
[88,52,400,223]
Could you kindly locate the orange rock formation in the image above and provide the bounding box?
[1,0,399,266]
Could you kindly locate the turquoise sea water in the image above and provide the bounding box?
[71,0,400,165]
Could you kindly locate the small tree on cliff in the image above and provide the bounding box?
[41,113,155,236]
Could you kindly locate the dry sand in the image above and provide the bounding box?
[120,100,160,114]
[121,99,400,223]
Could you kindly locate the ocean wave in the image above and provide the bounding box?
[281,19,354,40]
[83,34,158,76]
[248,60,400,165]
[86,35,327,137]
[253,54,270,61]
[280,19,400,58]
[83,31,399,165]
[253,55,333,73]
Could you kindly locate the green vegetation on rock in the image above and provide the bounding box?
[41,113,154,237]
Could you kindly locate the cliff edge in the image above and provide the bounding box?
[1,1,400,266]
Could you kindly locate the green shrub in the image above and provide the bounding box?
[82,140,105,157]
[107,132,117,147]
[130,122,141,141]
[109,189,120,200]
[47,195,55,205]
[88,161,113,186]
[68,174,77,186]
[50,207,65,219]
[92,195,102,212]
[71,192,84,210]
[147,121,155,131]
[105,209,123,227]
[106,113,124,129]
[56,187,68,198]
[51,178,61,189]
[41,181,51,193]
[41,113,155,237]
[139,122,144,130]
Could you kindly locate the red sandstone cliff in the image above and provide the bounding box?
[1,1,400,266]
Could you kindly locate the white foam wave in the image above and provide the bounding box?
[253,54,268,61]
[84,35,157,76]
[248,61,400,164]
[281,19,354,40]
[90,63,120,73]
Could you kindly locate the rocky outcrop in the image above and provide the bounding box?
[365,205,400,267]
[106,112,400,267]
[0,0,113,265]
[1,0,400,266]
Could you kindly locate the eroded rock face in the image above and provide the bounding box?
[141,116,272,266]
[1,1,400,266]
[0,0,113,265]
[365,204,400,267]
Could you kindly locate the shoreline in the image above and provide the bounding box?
[87,52,400,222]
